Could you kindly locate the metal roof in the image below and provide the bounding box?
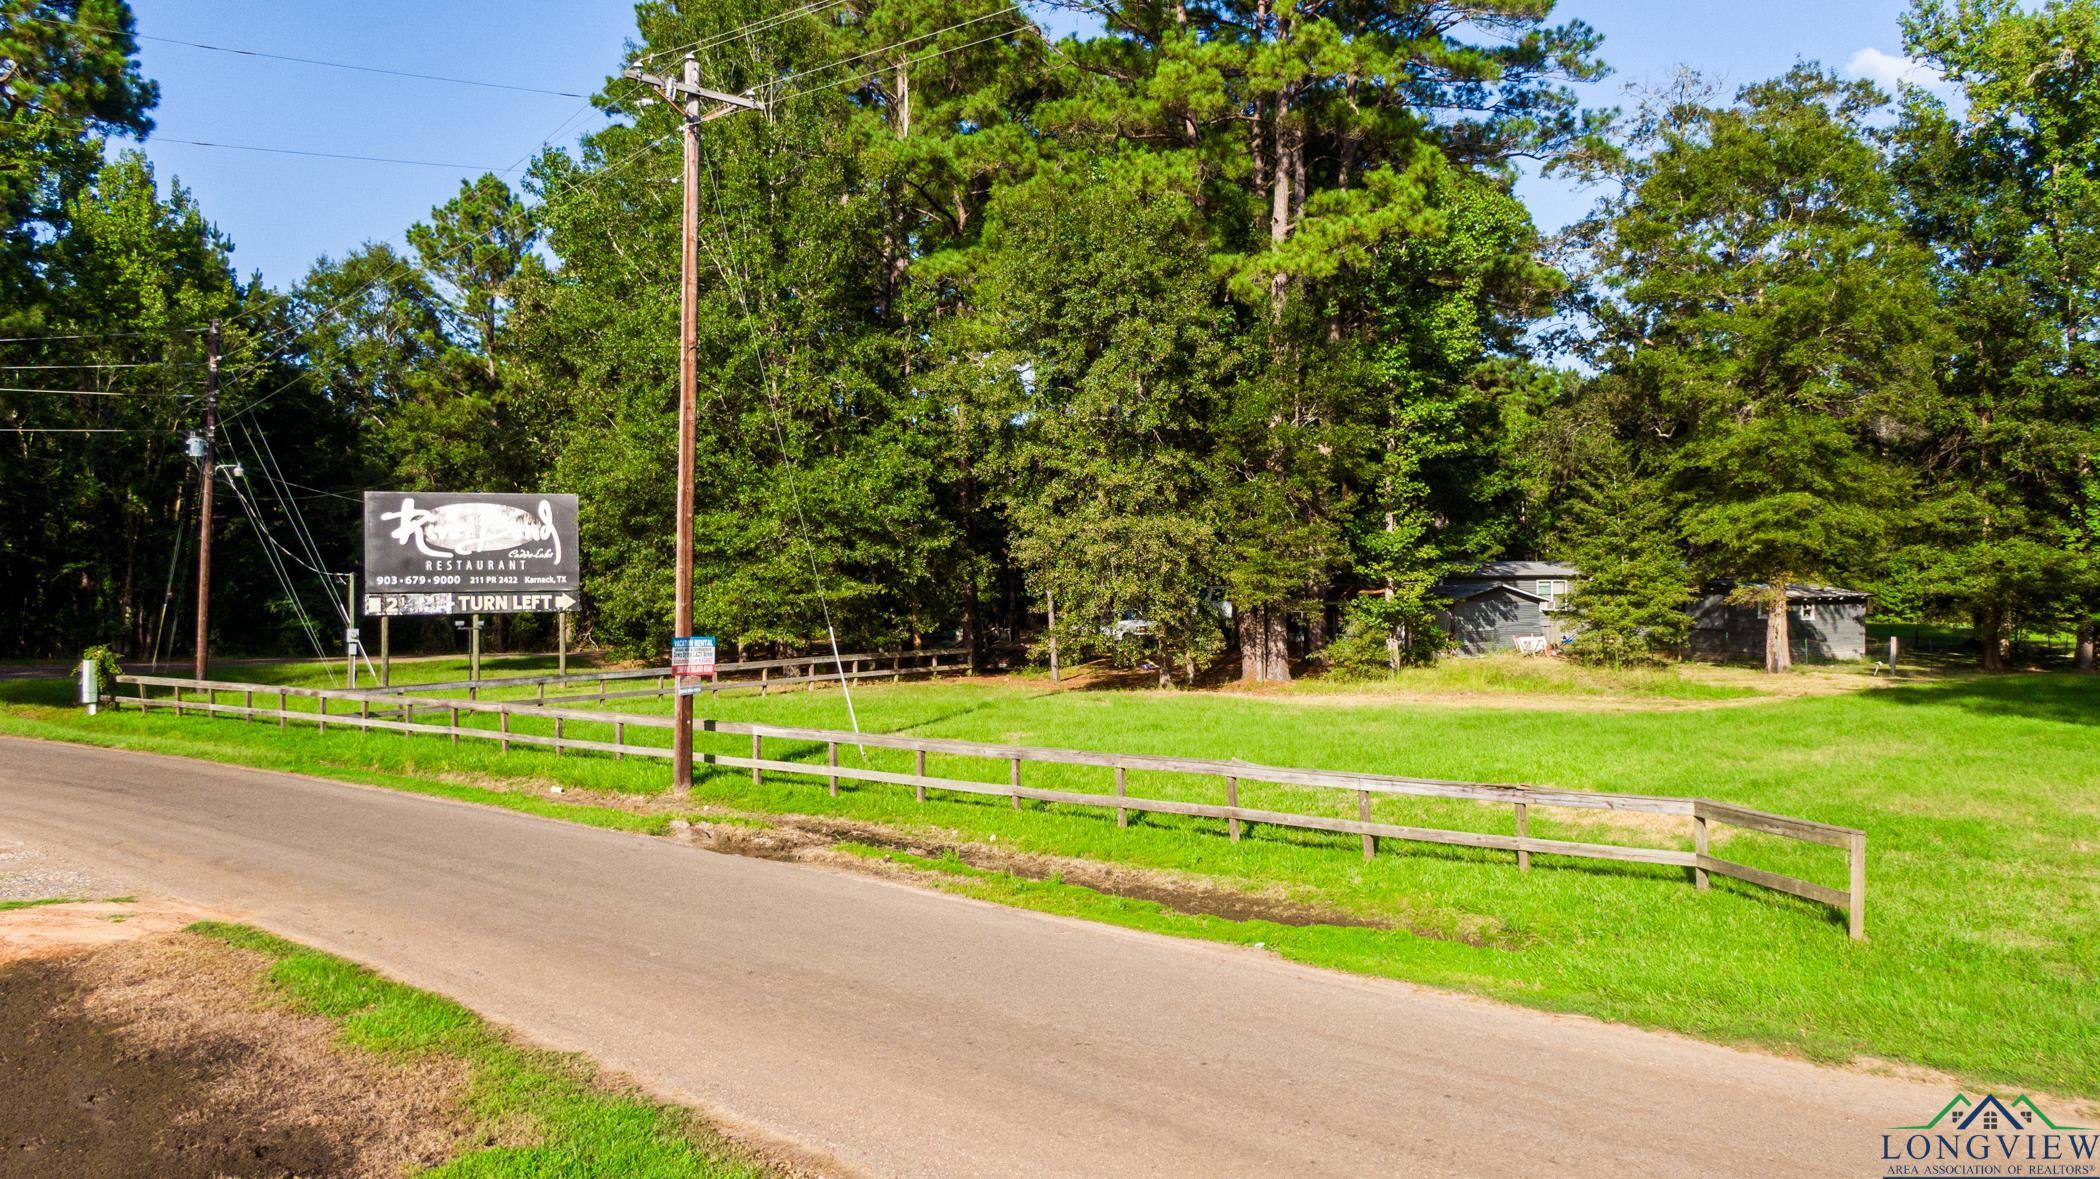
[1444,583,1551,604]
[1466,561,1581,579]
[1710,580,1872,602]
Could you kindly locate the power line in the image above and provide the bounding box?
[768,7,1020,89]
[22,13,588,97]
[0,116,525,171]
[631,1,849,66]
[0,426,154,433]
[0,361,197,370]
[774,23,1033,105]
[221,127,682,425]
[0,386,188,396]
[150,136,525,173]
[0,328,203,343]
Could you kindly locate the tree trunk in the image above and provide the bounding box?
[1266,607,1292,682]
[1238,608,1260,682]
[1303,579,1329,658]
[1763,588,1792,675]
[1979,604,2007,672]
[2077,618,2095,672]
[1046,590,1058,685]
[1238,606,1292,683]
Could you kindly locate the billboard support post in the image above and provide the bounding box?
[345,575,356,690]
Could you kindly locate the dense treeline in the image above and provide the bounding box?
[3,0,2096,676]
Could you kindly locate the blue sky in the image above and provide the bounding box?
[120,0,1921,288]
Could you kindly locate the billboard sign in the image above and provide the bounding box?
[363,492,579,616]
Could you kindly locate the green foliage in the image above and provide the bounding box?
[1323,603,1445,677]
[79,642,121,688]
[1567,66,1942,668]
[1890,0,2100,664]
[22,0,2100,683]
[989,159,1234,682]
[1552,459,1694,666]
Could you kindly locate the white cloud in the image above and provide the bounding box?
[1844,47,1945,94]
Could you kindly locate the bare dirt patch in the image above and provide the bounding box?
[670,812,1393,929]
[0,924,470,1179]
[0,898,211,964]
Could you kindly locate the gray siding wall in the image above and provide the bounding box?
[1449,590,1547,655]
[1687,596,1868,662]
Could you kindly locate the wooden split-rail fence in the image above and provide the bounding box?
[112,672,1869,939]
[356,646,975,706]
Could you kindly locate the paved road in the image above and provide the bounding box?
[3,737,1948,1177]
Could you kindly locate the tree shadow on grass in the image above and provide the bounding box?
[1871,671,2100,727]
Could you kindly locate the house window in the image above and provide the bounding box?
[1796,603,1817,622]
[1538,580,1569,607]
[1980,1110,2000,1130]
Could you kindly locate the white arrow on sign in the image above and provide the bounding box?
[556,593,577,611]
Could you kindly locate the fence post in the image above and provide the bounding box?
[173,685,183,718]
[1693,813,1709,891]
[827,741,839,796]
[1010,757,1021,810]
[760,666,768,695]
[499,710,509,753]
[615,721,625,761]
[450,707,459,746]
[1515,802,1530,873]
[243,690,253,722]
[360,699,370,725]
[914,748,926,803]
[1358,790,1375,860]
[1115,766,1128,828]
[315,694,325,735]
[1227,776,1241,843]
[1848,832,1867,941]
[554,716,564,755]
[537,682,546,705]
[751,733,762,784]
[277,690,286,731]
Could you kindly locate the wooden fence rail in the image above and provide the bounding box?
[112,674,1868,939]
[357,646,974,701]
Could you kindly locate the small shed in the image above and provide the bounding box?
[1433,562,1579,656]
[1688,583,1872,663]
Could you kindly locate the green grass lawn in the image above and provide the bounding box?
[6,663,2098,1100]
[190,923,763,1178]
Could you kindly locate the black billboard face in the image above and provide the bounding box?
[362,492,579,616]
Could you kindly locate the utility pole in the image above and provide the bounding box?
[192,319,220,681]
[622,53,765,794]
